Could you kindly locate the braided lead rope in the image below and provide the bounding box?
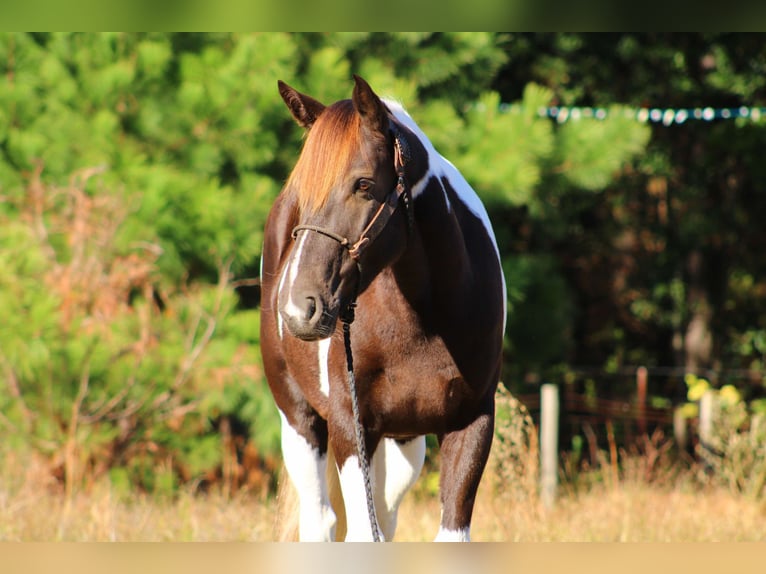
[338,126,410,542]
[341,303,383,542]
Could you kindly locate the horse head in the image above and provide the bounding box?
[276,76,413,341]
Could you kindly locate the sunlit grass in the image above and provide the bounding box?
[468,482,766,542]
[3,388,765,542]
[2,452,765,541]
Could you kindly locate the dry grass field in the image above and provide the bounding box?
[2,390,764,542]
[1,450,765,542]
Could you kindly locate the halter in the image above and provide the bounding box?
[290,123,412,542]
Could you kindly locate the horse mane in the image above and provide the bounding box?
[285,100,365,214]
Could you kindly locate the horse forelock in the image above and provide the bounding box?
[286,100,365,214]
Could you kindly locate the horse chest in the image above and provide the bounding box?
[280,319,474,433]
[349,324,482,434]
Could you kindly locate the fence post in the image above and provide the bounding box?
[673,406,688,452]
[540,383,559,510]
[636,366,648,435]
[699,389,716,448]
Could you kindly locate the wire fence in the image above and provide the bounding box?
[513,365,766,463]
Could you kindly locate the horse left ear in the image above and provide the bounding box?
[278,80,326,129]
[352,75,389,134]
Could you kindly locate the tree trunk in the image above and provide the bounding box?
[684,249,713,373]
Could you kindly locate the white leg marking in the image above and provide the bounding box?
[279,411,336,541]
[338,455,384,541]
[372,437,426,540]
[317,338,331,398]
[434,526,471,542]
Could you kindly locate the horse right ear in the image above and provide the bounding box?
[352,74,389,135]
[278,80,326,129]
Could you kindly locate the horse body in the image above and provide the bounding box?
[260,76,506,541]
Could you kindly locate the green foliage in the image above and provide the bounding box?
[458,85,555,206]
[1,33,294,285]
[0,175,279,494]
[552,108,651,191]
[673,375,766,499]
[685,373,712,402]
[0,32,656,492]
[503,254,574,374]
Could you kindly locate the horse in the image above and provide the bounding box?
[259,75,506,541]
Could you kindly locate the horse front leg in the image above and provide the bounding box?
[279,409,337,541]
[435,399,495,542]
[372,436,426,540]
[329,412,386,541]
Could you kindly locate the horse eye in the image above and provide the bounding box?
[355,178,375,197]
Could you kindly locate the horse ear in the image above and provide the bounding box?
[278,80,326,129]
[352,75,388,134]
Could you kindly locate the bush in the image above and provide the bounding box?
[695,386,766,499]
[487,385,539,503]
[0,171,280,496]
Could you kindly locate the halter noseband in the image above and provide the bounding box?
[290,124,413,264]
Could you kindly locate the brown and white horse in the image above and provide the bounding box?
[260,76,506,541]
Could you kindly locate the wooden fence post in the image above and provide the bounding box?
[673,406,688,452]
[699,389,716,448]
[540,383,559,510]
[636,366,648,435]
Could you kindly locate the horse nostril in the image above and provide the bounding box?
[305,296,318,322]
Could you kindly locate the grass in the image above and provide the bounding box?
[0,455,273,542]
[2,390,765,541]
[2,452,766,541]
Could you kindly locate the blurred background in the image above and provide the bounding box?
[2,33,766,539]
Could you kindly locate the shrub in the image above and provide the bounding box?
[695,387,766,499]
[0,171,280,496]
[487,385,539,503]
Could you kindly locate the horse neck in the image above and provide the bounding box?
[385,111,474,309]
[391,182,471,311]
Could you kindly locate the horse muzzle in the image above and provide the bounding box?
[279,290,339,341]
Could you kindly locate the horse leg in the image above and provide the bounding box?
[279,409,337,541]
[434,399,495,542]
[329,418,385,541]
[371,436,426,540]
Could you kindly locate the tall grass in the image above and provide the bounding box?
[2,387,766,541]
[0,451,273,541]
[4,456,763,542]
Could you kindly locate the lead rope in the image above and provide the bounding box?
[340,301,383,542]
[337,127,411,542]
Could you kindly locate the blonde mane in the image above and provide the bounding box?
[285,100,364,214]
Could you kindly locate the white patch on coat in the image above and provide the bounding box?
[279,230,310,324]
[317,338,331,398]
